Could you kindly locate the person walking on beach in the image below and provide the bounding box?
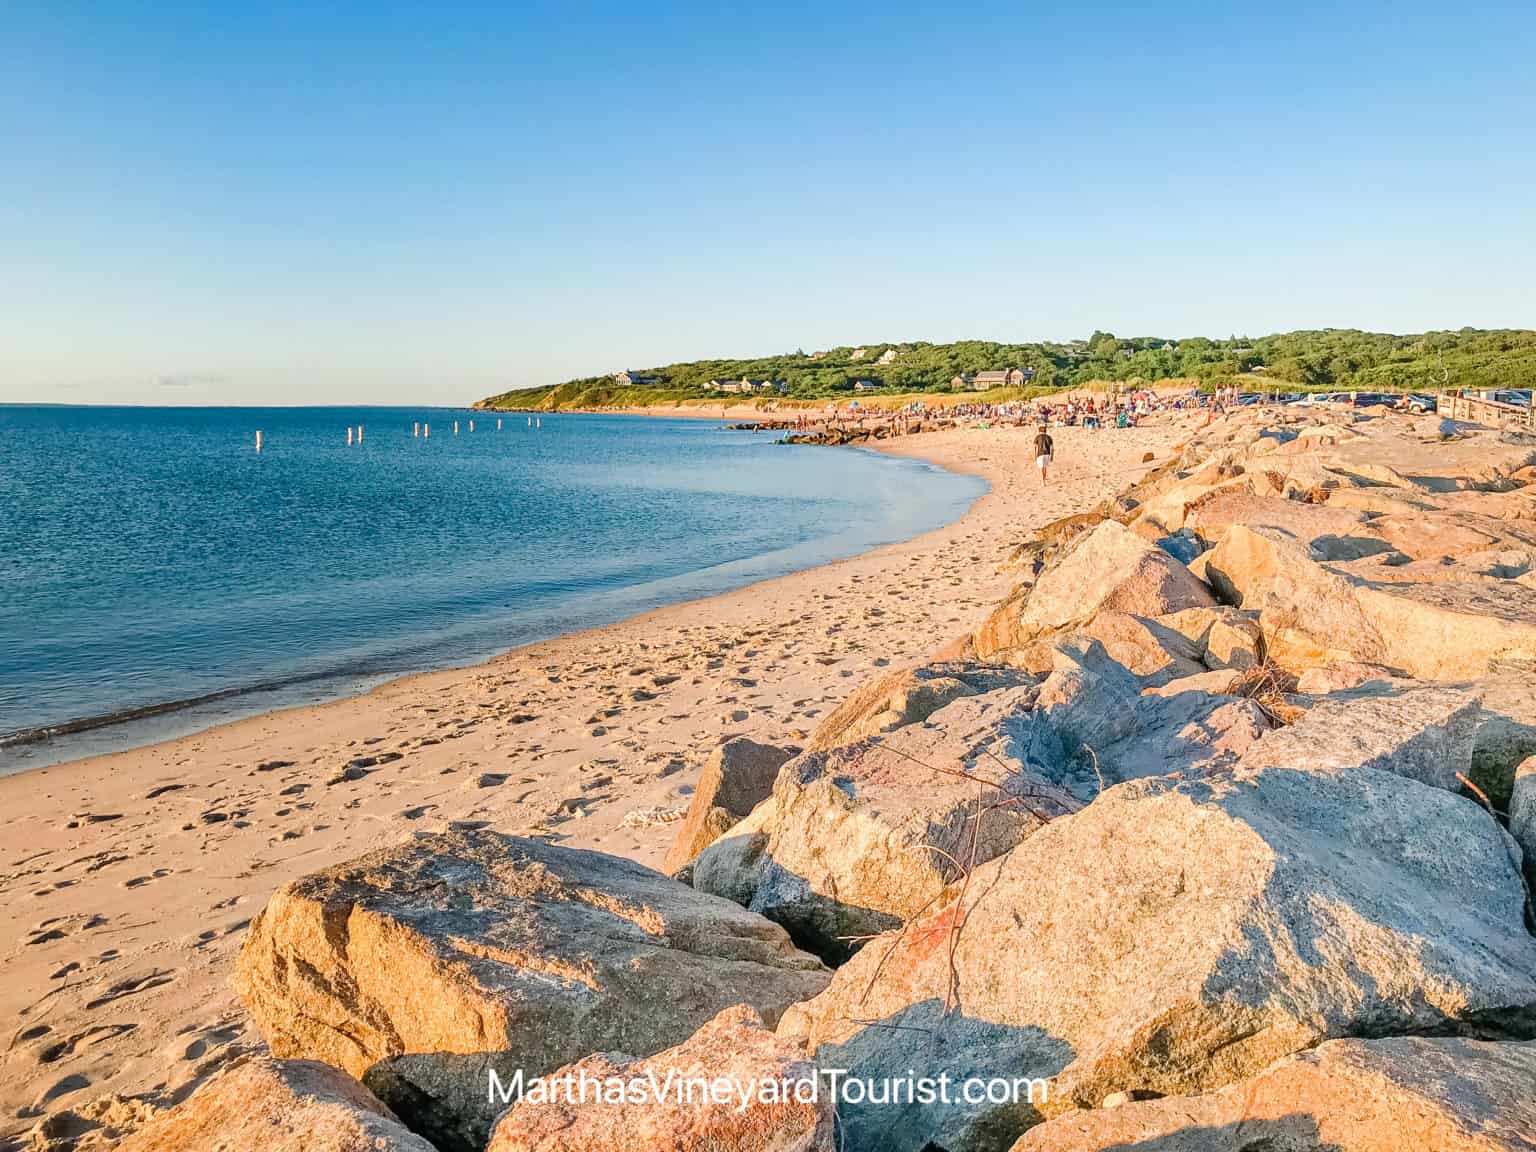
[1033,424,1054,485]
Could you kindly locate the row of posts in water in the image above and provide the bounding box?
[253,415,539,452]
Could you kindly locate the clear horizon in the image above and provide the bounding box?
[3,1,1533,407]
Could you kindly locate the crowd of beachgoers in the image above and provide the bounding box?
[780,385,1240,437]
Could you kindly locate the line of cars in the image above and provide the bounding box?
[1264,389,1531,413]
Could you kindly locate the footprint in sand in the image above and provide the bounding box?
[81,969,176,1010]
[31,879,80,898]
[26,914,108,945]
[36,1023,137,1064]
[124,868,173,888]
[172,1022,243,1062]
[28,1072,92,1112]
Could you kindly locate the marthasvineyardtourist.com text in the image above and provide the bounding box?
[490,1066,1051,1111]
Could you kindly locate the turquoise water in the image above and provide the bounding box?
[0,406,984,771]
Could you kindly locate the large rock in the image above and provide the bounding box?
[663,738,797,875]
[972,581,1035,657]
[1471,671,1536,810]
[1133,473,1253,534]
[1204,524,1536,678]
[1035,639,1270,788]
[1294,660,1395,695]
[235,831,830,1152]
[693,683,1069,963]
[1343,578,1536,679]
[1154,606,1264,671]
[1322,423,1536,491]
[1184,491,1376,552]
[1367,510,1536,561]
[1075,611,1204,683]
[690,795,781,909]
[776,765,1536,1152]
[1238,683,1481,792]
[805,661,1032,753]
[975,521,1214,657]
[1323,544,1536,589]
[1509,756,1536,894]
[116,1057,435,1152]
[1011,1037,1536,1151]
[485,1005,833,1152]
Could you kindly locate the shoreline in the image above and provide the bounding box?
[0,415,1199,1145]
[0,428,978,777]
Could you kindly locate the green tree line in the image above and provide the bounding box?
[477,328,1536,409]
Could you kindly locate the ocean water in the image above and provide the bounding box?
[0,406,984,772]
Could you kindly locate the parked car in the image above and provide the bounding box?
[1493,389,1532,408]
[1399,393,1437,413]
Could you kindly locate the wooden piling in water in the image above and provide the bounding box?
[454,420,460,435]
[468,419,474,432]
[255,430,262,452]
[414,422,420,437]
[357,425,364,443]
[424,423,430,438]
[347,427,354,445]
[497,417,502,430]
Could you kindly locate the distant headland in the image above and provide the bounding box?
[475,327,1536,410]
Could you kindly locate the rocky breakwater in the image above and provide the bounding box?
[124,404,1536,1152]
[233,832,829,1151]
[778,419,943,446]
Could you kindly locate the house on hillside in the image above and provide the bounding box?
[807,350,828,361]
[966,368,1034,390]
[614,371,662,386]
[853,379,882,392]
[709,378,780,394]
[876,348,899,365]
[850,348,868,360]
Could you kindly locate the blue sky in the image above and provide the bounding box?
[3,1,1533,405]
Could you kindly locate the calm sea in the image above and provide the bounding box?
[0,406,984,772]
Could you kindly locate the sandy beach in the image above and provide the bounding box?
[0,416,1197,1147]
